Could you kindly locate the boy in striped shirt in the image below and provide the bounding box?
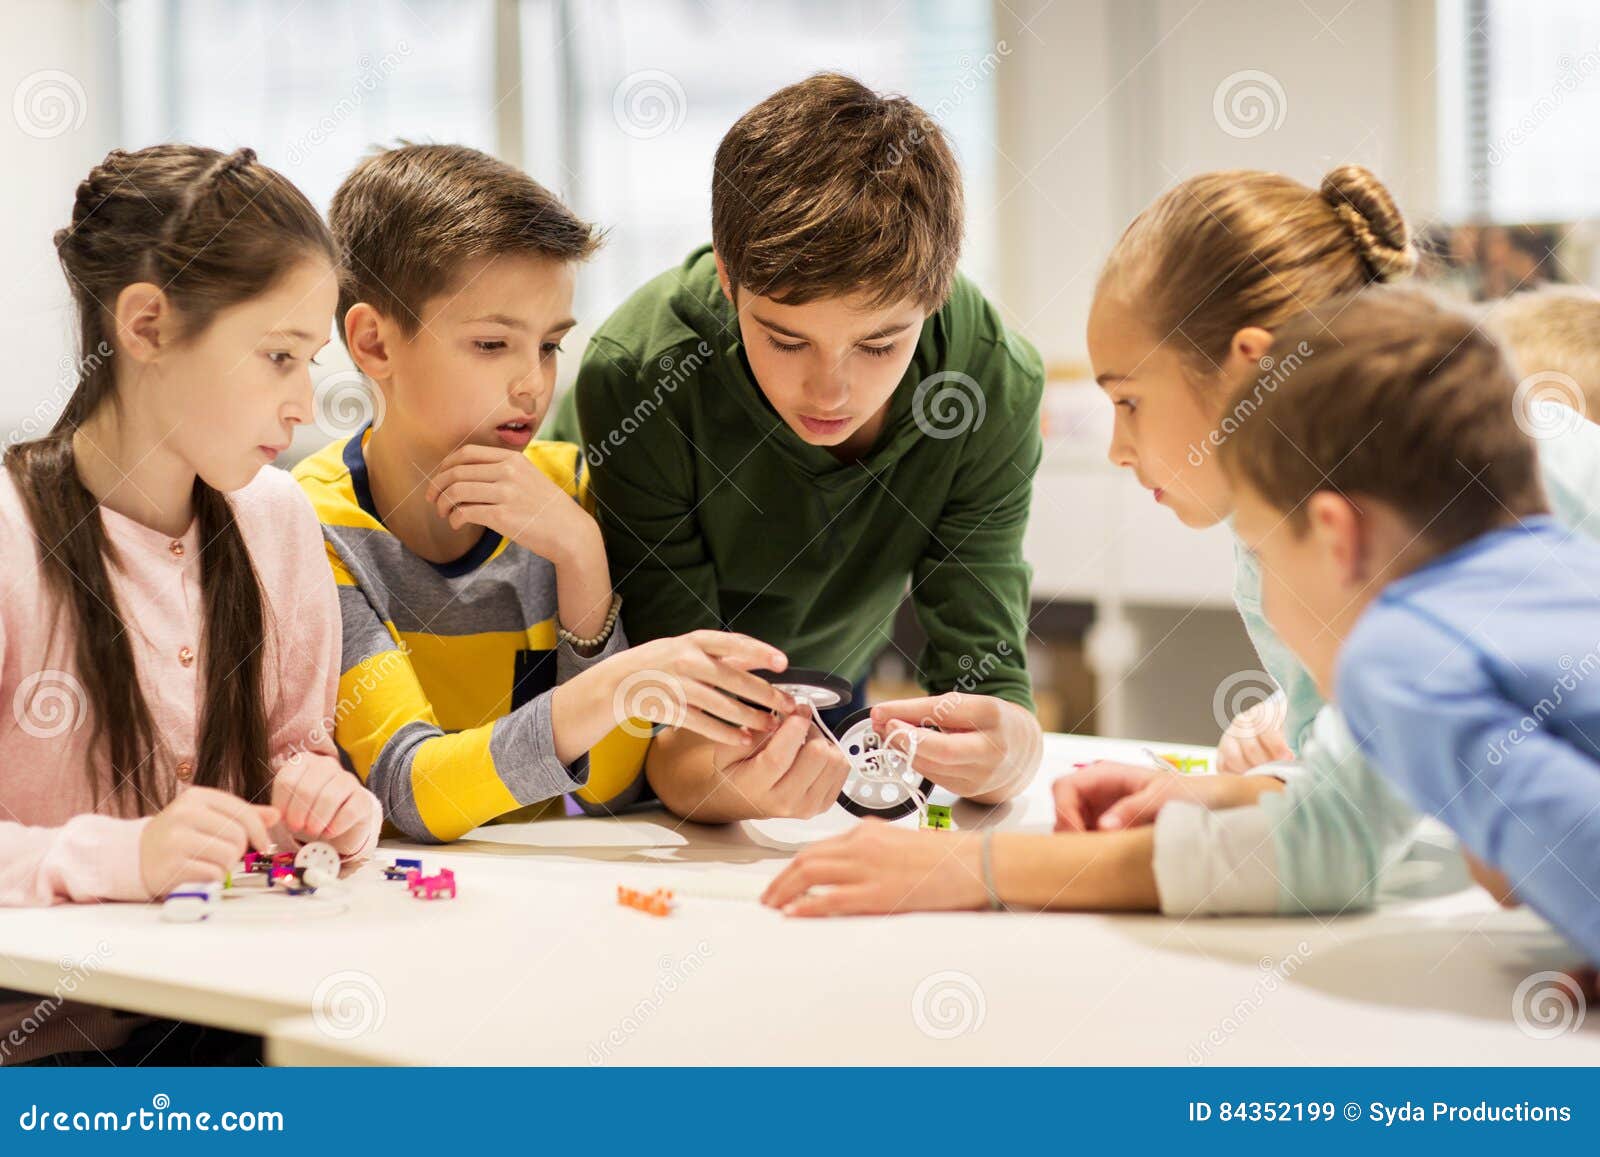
[295,144,796,842]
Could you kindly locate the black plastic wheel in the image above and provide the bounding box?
[751,667,853,710]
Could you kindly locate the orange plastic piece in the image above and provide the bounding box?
[617,884,675,917]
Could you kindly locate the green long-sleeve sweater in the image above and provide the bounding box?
[547,245,1043,709]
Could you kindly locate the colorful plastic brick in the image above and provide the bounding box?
[383,857,423,881]
[617,885,674,917]
[406,868,456,900]
[921,804,953,830]
[161,881,221,923]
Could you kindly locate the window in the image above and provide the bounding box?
[1437,0,1600,222]
[115,0,1001,331]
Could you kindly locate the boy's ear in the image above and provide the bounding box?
[712,251,736,306]
[1223,326,1275,379]
[344,303,393,385]
[113,282,171,364]
[1305,491,1366,586]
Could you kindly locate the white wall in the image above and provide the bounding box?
[994,0,1436,366]
[991,0,1436,742]
[1,0,118,439]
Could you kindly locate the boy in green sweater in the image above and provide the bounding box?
[549,73,1044,821]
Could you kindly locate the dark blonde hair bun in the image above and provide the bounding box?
[1320,164,1417,282]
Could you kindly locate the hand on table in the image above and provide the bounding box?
[761,820,985,916]
[272,755,378,855]
[1052,762,1283,832]
[1216,691,1293,774]
[139,787,279,897]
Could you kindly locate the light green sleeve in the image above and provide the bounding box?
[1230,537,1324,753]
[1256,707,1424,914]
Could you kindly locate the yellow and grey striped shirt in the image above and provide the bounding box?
[292,427,651,842]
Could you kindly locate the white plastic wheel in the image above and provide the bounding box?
[835,710,931,821]
[294,841,340,881]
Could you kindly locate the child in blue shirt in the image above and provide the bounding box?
[1223,283,1600,966]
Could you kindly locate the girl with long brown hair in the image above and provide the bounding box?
[0,145,379,1063]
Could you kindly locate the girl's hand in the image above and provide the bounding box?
[1052,763,1283,832]
[613,631,799,746]
[272,755,378,855]
[761,821,987,916]
[1216,691,1292,773]
[139,787,279,898]
[426,445,592,563]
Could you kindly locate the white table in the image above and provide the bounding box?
[0,734,1592,1066]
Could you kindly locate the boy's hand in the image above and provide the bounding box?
[1216,691,1292,773]
[139,787,279,898]
[761,821,986,916]
[1463,851,1519,907]
[872,693,1039,804]
[1052,763,1283,832]
[707,713,851,819]
[427,445,593,564]
[612,632,799,745]
[272,755,379,855]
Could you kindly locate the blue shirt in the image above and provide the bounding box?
[1336,516,1600,963]
[1202,414,1600,917]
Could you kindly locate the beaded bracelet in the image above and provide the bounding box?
[558,593,622,651]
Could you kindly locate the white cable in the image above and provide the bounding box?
[801,699,930,823]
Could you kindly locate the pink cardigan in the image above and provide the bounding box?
[0,463,380,904]
[0,463,380,1062]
